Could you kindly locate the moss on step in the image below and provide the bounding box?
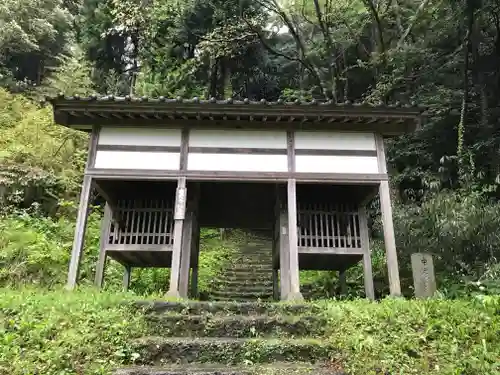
[134,301,319,316]
[145,313,325,338]
[210,291,273,300]
[113,362,344,375]
[133,337,334,365]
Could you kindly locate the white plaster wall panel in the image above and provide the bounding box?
[98,127,182,147]
[294,131,376,150]
[94,150,180,170]
[295,155,379,174]
[187,153,288,172]
[189,129,287,149]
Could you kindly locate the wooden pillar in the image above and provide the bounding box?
[190,267,198,299]
[67,126,99,290]
[179,184,200,298]
[339,270,347,295]
[376,134,401,296]
[359,207,375,300]
[123,265,131,292]
[66,175,93,290]
[279,210,290,300]
[286,179,303,301]
[179,210,193,298]
[166,177,187,298]
[94,203,112,289]
[272,268,279,300]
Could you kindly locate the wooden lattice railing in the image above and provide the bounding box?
[297,202,362,250]
[107,199,175,246]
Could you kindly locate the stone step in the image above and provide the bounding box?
[134,301,318,316]
[221,271,273,282]
[224,268,273,275]
[210,291,273,301]
[211,285,273,294]
[114,362,344,375]
[145,314,325,337]
[211,284,273,292]
[237,249,272,255]
[213,279,273,288]
[133,337,334,365]
[211,296,273,302]
[226,259,273,270]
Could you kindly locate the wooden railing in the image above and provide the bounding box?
[297,202,362,250]
[107,199,175,247]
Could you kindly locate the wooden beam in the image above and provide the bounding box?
[93,181,126,230]
[94,203,111,289]
[359,207,375,300]
[64,117,416,135]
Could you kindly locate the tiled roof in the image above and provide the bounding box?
[47,94,425,135]
[45,94,424,110]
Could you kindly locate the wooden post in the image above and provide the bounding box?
[339,270,347,295]
[66,175,93,290]
[190,268,198,299]
[279,210,290,299]
[123,265,131,292]
[94,203,112,288]
[272,268,279,300]
[359,207,375,300]
[166,177,187,298]
[286,178,303,301]
[376,134,402,297]
[66,126,99,290]
[411,253,437,298]
[179,209,193,298]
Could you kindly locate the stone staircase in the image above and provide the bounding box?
[114,300,344,375]
[209,233,274,302]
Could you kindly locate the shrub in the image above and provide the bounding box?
[391,190,500,296]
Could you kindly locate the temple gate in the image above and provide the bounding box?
[49,95,422,300]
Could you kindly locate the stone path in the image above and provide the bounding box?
[209,233,274,302]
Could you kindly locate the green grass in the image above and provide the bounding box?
[0,287,147,375]
[318,297,500,375]
[1,287,499,375]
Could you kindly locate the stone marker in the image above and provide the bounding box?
[411,253,437,298]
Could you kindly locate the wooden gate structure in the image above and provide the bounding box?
[49,95,423,300]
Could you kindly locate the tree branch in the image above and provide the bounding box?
[397,0,432,47]
[362,0,386,53]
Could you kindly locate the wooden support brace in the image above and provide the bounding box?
[66,174,93,290]
[179,209,193,298]
[94,203,111,289]
[376,134,401,297]
[359,207,375,300]
[123,265,131,292]
[272,268,279,300]
[339,270,348,295]
[93,181,126,230]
